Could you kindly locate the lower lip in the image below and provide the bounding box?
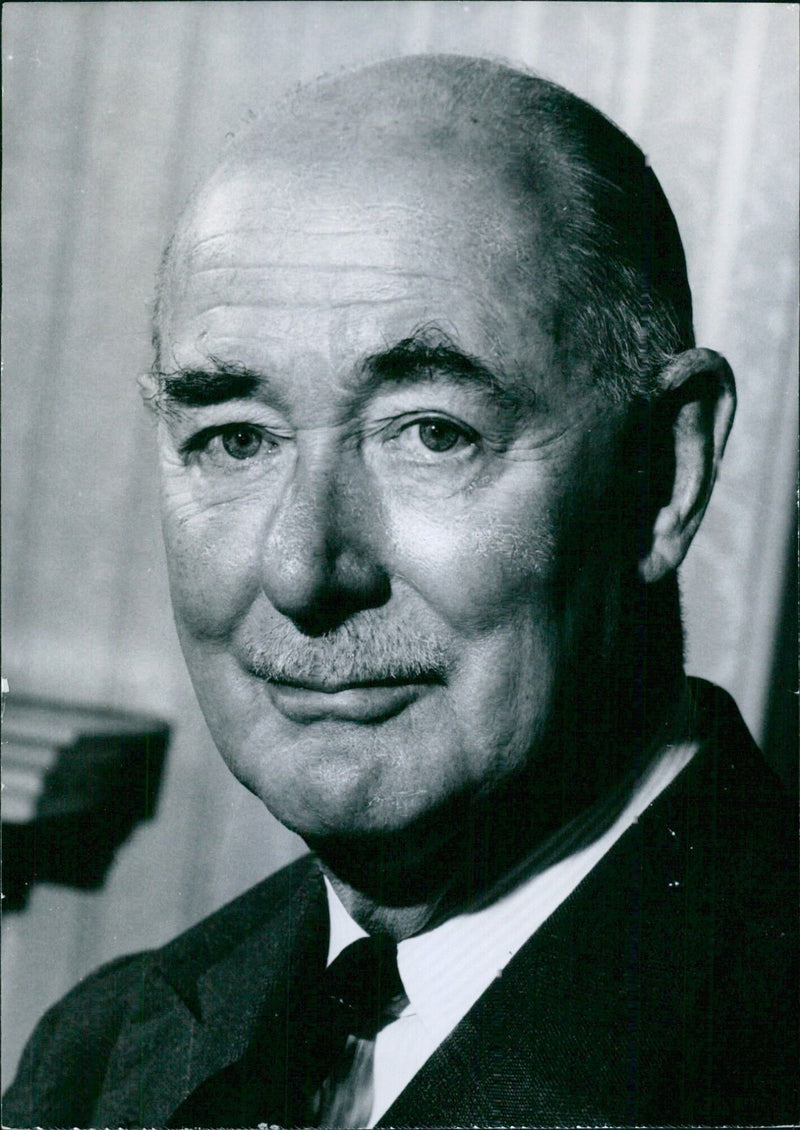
[266,682,431,723]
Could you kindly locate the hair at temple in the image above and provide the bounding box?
[152,54,694,407]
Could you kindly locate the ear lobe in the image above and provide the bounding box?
[638,348,736,584]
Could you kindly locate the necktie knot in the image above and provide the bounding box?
[324,935,408,1039]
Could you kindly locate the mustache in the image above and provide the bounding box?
[241,616,451,685]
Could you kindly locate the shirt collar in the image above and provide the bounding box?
[325,873,369,964]
[394,735,698,1046]
[324,716,698,1049]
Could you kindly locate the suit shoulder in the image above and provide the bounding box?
[155,852,320,983]
[2,854,319,1128]
[686,677,795,841]
[2,952,149,1128]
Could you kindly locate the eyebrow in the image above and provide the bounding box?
[153,331,534,412]
[362,334,502,392]
[360,331,537,418]
[156,362,261,407]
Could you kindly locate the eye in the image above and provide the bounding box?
[219,424,263,460]
[416,420,469,453]
[391,416,478,459]
[179,421,277,466]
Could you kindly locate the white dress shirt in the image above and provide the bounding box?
[324,733,699,1126]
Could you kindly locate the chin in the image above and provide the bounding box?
[256,765,450,845]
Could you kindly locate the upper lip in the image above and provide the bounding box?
[269,673,442,693]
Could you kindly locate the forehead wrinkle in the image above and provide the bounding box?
[164,145,560,313]
[176,269,503,306]
[184,265,463,282]
[180,148,546,275]
[176,204,459,271]
[167,278,533,362]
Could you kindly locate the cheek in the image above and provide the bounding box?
[160,485,264,641]
[385,493,563,632]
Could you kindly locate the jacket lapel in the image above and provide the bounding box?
[376,808,660,1128]
[94,857,328,1128]
[377,718,741,1128]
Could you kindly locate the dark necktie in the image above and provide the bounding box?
[165,936,408,1128]
[325,935,407,1037]
[308,935,409,1126]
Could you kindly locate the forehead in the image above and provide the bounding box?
[158,144,561,385]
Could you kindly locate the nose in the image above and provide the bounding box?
[260,454,390,635]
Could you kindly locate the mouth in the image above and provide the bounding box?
[265,673,441,723]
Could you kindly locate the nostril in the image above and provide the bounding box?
[290,603,356,638]
[285,568,391,637]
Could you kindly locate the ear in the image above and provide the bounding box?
[638,348,736,584]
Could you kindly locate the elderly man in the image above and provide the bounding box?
[4,55,796,1129]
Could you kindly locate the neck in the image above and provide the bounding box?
[320,866,442,941]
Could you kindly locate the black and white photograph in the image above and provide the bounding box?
[2,3,798,1127]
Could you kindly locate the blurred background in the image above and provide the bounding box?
[2,1,797,1087]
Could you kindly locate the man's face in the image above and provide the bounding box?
[155,145,629,847]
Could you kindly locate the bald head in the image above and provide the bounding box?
[157,54,693,403]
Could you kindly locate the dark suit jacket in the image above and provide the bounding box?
[4,681,797,1128]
